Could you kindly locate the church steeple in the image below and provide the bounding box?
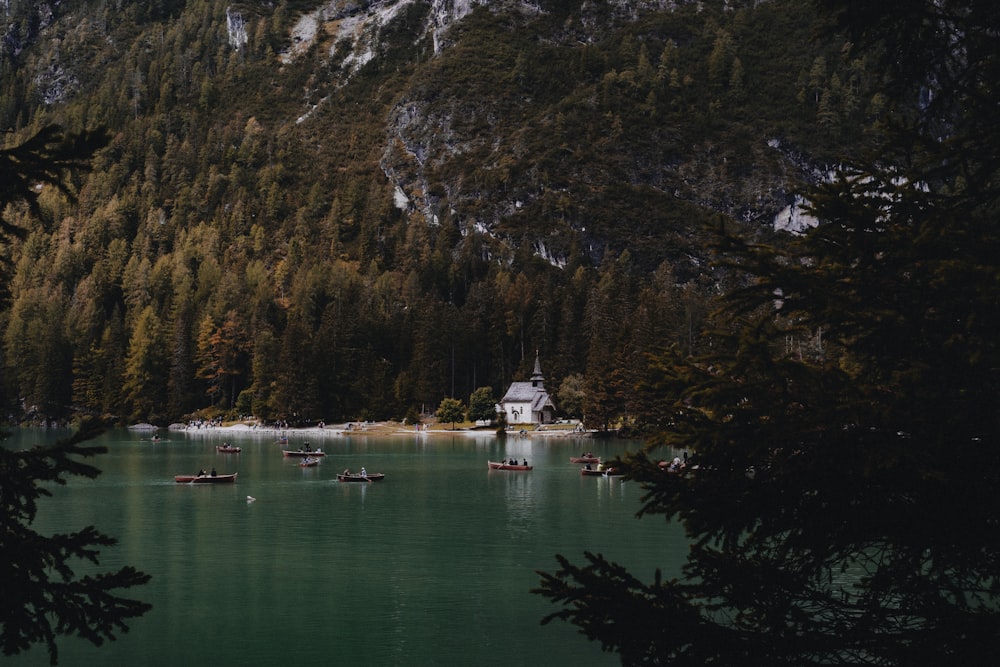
[530,351,544,388]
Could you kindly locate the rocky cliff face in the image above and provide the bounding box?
[368,0,816,269]
[5,0,837,272]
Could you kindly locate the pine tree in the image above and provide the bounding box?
[535,2,1000,663]
[0,420,152,664]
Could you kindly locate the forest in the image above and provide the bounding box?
[0,0,888,427]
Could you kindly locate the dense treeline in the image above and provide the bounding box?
[0,0,888,426]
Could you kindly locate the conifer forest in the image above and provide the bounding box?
[0,1,920,426]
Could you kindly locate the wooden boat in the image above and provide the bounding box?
[580,466,617,477]
[216,444,242,453]
[337,472,385,482]
[299,457,320,467]
[174,473,238,483]
[282,449,326,457]
[488,460,533,471]
[570,455,600,464]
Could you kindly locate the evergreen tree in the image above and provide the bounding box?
[0,125,108,245]
[0,420,152,664]
[535,2,1000,663]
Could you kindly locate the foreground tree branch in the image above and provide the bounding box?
[1,419,152,665]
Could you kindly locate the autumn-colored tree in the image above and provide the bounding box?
[122,305,167,422]
[195,310,251,410]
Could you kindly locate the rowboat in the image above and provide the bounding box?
[174,473,238,483]
[488,460,533,471]
[299,457,320,467]
[570,455,600,464]
[216,444,242,453]
[580,466,617,477]
[337,472,385,482]
[282,449,325,457]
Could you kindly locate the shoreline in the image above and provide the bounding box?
[147,421,595,439]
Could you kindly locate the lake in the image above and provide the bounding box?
[3,427,688,666]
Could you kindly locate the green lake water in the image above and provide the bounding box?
[3,428,688,666]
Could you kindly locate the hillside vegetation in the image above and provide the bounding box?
[0,0,892,426]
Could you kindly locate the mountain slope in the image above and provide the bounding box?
[0,0,893,424]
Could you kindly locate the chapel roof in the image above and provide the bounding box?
[500,381,540,403]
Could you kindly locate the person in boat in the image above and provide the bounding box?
[597,462,605,472]
[198,469,206,477]
[585,463,592,470]
[303,443,311,452]
[343,468,351,476]
[360,467,367,478]
[210,467,217,477]
[522,459,528,466]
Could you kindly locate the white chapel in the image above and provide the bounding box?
[498,353,557,425]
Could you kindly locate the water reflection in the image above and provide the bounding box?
[584,473,629,502]
[489,469,538,539]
